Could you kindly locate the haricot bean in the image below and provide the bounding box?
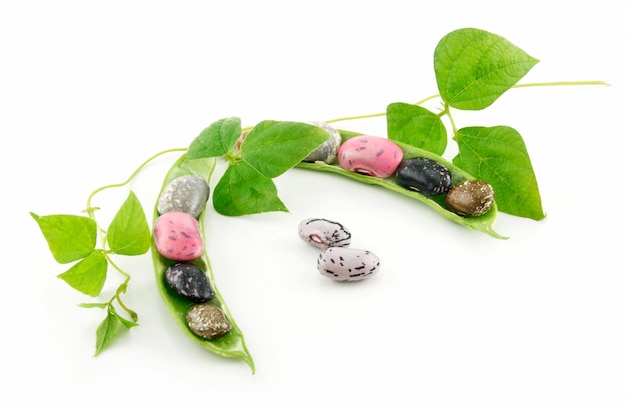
[337,135,404,178]
[157,175,210,219]
[317,247,381,282]
[302,121,342,164]
[297,217,352,249]
[395,157,453,195]
[298,217,380,282]
[187,303,232,340]
[153,211,204,261]
[164,262,215,303]
[445,179,494,217]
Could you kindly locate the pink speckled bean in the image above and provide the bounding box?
[338,135,404,178]
[153,211,203,261]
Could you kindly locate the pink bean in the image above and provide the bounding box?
[338,135,403,178]
[153,211,203,261]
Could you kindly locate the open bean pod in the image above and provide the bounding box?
[151,153,255,372]
[297,130,506,239]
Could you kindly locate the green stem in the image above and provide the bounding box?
[85,147,187,217]
[325,111,386,124]
[105,253,130,280]
[105,253,137,321]
[84,147,186,261]
[512,80,610,88]
[322,80,608,125]
[442,103,458,135]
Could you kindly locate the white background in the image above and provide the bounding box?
[1,1,624,408]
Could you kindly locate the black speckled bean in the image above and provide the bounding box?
[396,157,452,195]
[164,263,214,303]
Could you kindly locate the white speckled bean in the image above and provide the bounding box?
[298,218,352,249]
[157,175,210,219]
[317,247,380,282]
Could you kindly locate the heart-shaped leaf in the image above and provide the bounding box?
[434,28,539,110]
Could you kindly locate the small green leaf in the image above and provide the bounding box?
[94,307,120,356]
[115,312,140,329]
[453,126,545,220]
[387,102,448,155]
[213,161,287,216]
[30,213,97,264]
[187,117,242,159]
[241,120,329,178]
[58,250,108,296]
[434,27,539,110]
[107,191,151,256]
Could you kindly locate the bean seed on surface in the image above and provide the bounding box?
[317,247,380,282]
[338,135,404,178]
[445,180,494,217]
[186,303,232,340]
[164,263,214,303]
[153,211,203,261]
[157,175,210,219]
[395,157,452,195]
[298,218,352,249]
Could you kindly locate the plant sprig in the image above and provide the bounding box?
[31,148,184,355]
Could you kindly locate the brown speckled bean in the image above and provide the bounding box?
[186,303,232,340]
[445,180,494,217]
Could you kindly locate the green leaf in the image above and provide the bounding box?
[387,102,448,155]
[213,161,287,216]
[434,27,539,110]
[58,250,108,296]
[94,307,120,356]
[187,117,242,159]
[112,308,140,329]
[241,120,329,178]
[30,213,97,264]
[107,191,151,256]
[453,126,544,220]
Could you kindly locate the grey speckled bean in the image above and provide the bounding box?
[317,247,380,282]
[298,218,352,249]
[157,175,210,219]
[302,122,342,164]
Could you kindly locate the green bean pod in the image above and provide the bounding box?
[297,130,506,239]
[151,153,255,372]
